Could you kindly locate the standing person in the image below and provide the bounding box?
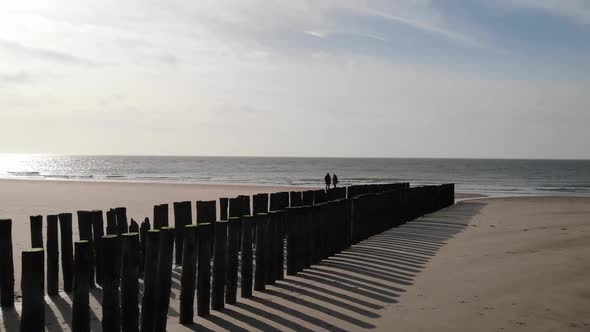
[332,174,339,188]
[324,172,331,191]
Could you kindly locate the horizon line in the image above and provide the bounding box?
[0,153,589,161]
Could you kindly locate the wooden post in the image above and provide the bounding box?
[102,235,120,332]
[196,223,212,317]
[153,204,169,229]
[289,192,302,207]
[285,208,297,276]
[239,195,251,215]
[262,212,273,285]
[196,200,217,223]
[139,218,150,278]
[91,211,104,287]
[30,215,43,248]
[253,193,268,215]
[220,198,229,221]
[129,219,139,233]
[73,241,90,332]
[174,201,192,266]
[254,214,267,291]
[303,206,314,268]
[276,210,286,280]
[106,209,117,235]
[58,213,74,294]
[121,233,140,332]
[0,219,15,308]
[154,227,175,332]
[20,249,45,332]
[240,215,254,298]
[210,200,218,221]
[302,190,314,206]
[116,207,129,235]
[229,198,241,218]
[211,221,227,310]
[267,212,278,284]
[47,215,59,296]
[225,217,240,304]
[269,193,279,212]
[77,211,95,288]
[140,230,159,332]
[179,225,198,325]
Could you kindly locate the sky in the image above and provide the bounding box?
[0,0,589,159]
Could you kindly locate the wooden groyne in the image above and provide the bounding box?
[0,182,454,331]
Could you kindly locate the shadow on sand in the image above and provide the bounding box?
[5,201,484,331]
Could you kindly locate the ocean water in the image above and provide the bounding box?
[0,154,589,196]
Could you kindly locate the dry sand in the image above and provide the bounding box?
[0,180,588,331]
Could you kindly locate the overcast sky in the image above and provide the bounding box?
[1,1,589,158]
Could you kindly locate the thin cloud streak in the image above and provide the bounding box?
[0,39,101,67]
[363,8,508,54]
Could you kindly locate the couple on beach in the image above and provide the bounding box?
[324,172,339,191]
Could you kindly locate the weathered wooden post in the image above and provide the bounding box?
[254,214,267,291]
[211,221,227,310]
[106,209,117,235]
[278,210,287,280]
[140,230,159,332]
[46,215,59,296]
[239,195,251,215]
[302,190,314,206]
[179,225,198,325]
[314,189,327,204]
[116,207,129,235]
[240,215,254,298]
[174,201,192,265]
[153,227,175,332]
[77,211,95,289]
[139,218,150,278]
[220,197,229,221]
[196,223,212,317]
[129,218,139,233]
[0,219,15,308]
[58,213,74,293]
[309,205,320,265]
[289,191,302,207]
[73,241,90,332]
[91,210,104,286]
[229,197,241,218]
[267,211,279,284]
[253,193,268,215]
[121,233,140,332]
[285,208,298,276]
[20,248,45,332]
[153,204,169,229]
[263,212,273,285]
[225,217,240,304]
[30,215,43,249]
[102,235,120,332]
[303,206,314,269]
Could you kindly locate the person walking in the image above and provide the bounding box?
[324,172,331,191]
[332,174,339,188]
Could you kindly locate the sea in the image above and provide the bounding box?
[1,154,589,197]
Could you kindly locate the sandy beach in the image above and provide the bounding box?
[0,180,588,331]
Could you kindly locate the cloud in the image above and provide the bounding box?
[498,0,590,25]
[0,72,37,85]
[363,8,507,54]
[0,39,100,67]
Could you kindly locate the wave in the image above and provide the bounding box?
[7,171,41,176]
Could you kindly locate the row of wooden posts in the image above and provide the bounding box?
[0,183,455,331]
